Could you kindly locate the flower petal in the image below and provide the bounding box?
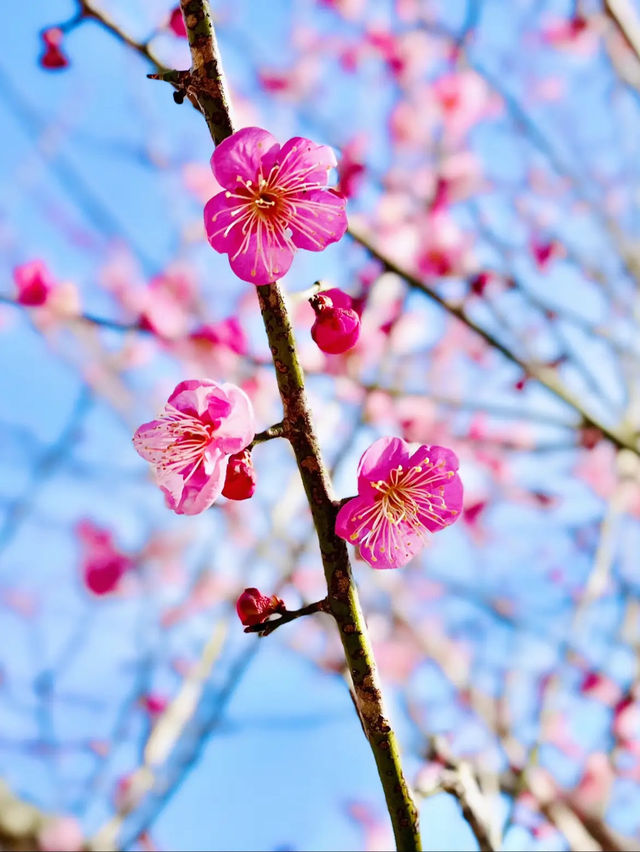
[161,453,228,515]
[214,384,255,452]
[288,189,348,252]
[335,495,370,542]
[361,520,424,570]
[204,192,252,255]
[132,419,172,464]
[276,137,337,188]
[167,379,221,418]
[357,436,411,493]
[228,224,295,285]
[211,127,279,190]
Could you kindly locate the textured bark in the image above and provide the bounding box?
[177,1,422,847]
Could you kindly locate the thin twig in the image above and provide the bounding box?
[347,225,640,458]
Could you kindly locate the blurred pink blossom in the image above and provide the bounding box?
[76,520,133,596]
[38,816,84,852]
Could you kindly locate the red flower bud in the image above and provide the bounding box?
[310,292,360,354]
[235,588,283,627]
[40,28,69,70]
[222,449,257,500]
[13,261,53,306]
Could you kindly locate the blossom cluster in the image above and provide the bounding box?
[133,127,462,573]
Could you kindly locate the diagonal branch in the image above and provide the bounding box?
[348,225,640,458]
[167,1,422,848]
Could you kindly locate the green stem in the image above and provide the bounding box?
[177,1,422,847]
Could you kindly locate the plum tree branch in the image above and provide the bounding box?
[163,1,423,848]
[348,225,640,458]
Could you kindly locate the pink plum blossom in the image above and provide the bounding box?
[336,437,463,569]
[133,380,255,515]
[204,127,347,284]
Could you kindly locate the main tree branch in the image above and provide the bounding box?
[174,1,422,848]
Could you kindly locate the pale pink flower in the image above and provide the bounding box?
[542,15,598,56]
[38,816,83,852]
[416,211,471,278]
[432,70,494,139]
[574,752,615,810]
[336,437,463,569]
[204,127,347,284]
[133,380,255,515]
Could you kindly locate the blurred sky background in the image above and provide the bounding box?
[1,0,639,849]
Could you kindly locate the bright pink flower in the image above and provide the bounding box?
[133,380,255,515]
[310,292,360,354]
[222,449,257,500]
[236,587,284,627]
[76,520,133,596]
[168,6,187,38]
[141,693,168,717]
[336,437,463,569]
[204,127,347,284]
[13,261,54,306]
[39,28,69,70]
[531,237,565,270]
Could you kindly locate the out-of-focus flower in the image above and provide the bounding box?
[13,261,54,306]
[337,136,366,199]
[531,237,565,270]
[168,6,187,37]
[133,380,255,515]
[310,291,361,354]
[189,317,248,355]
[38,816,84,852]
[416,211,471,278]
[222,449,257,500]
[39,28,69,70]
[204,127,347,284]
[336,436,463,569]
[76,520,133,596]
[236,587,284,626]
[141,693,168,717]
[542,15,598,55]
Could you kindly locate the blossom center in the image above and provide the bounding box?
[372,464,429,525]
[157,408,217,475]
